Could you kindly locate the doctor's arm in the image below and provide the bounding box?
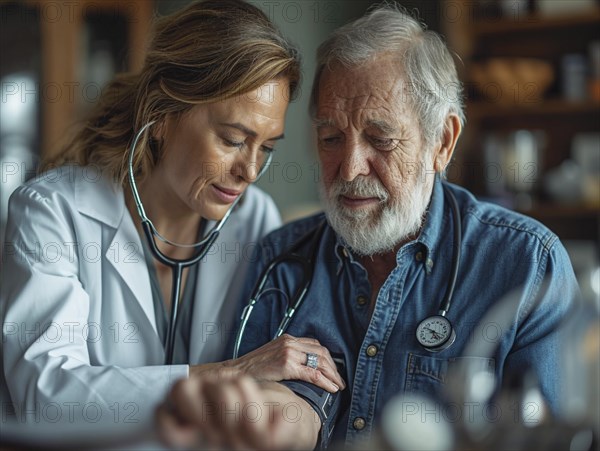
[2,185,341,428]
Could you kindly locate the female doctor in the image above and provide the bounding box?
[1,0,344,428]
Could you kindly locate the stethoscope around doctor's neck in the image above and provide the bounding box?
[233,183,463,358]
[128,121,273,365]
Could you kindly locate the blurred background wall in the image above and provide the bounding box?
[1,0,598,272]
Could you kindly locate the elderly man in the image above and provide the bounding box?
[157,4,579,449]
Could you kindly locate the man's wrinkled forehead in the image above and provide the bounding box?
[319,90,403,115]
[315,60,408,120]
[318,77,403,109]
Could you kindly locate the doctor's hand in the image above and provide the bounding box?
[156,374,321,450]
[190,334,345,393]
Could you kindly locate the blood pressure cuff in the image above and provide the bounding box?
[280,380,341,449]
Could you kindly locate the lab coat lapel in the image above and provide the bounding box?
[188,220,237,364]
[105,212,157,334]
[75,172,157,335]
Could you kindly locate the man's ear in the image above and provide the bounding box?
[433,114,462,172]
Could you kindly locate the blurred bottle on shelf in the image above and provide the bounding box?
[562,54,589,102]
[544,132,600,206]
[589,40,600,102]
[571,133,600,205]
[483,129,545,210]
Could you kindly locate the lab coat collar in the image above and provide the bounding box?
[74,166,158,335]
[74,165,124,229]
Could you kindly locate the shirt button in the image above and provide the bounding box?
[366,345,378,357]
[353,417,366,430]
[426,258,434,271]
[415,251,423,262]
[357,295,368,306]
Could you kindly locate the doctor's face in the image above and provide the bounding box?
[315,56,436,255]
[155,80,289,220]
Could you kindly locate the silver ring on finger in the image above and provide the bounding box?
[305,352,318,369]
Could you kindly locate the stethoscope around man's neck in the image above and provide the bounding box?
[128,121,272,364]
[414,184,461,352]
[233,182,463,358]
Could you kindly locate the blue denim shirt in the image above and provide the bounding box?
[231,179,579,447]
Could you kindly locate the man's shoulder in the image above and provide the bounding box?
[261,212,327,253]
[450,184,559,249]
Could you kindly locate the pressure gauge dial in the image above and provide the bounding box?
[416,315,456,352]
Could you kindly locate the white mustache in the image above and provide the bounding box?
[329,177,390,202]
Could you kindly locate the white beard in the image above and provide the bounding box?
[320,170,434,256]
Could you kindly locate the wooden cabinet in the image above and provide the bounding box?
[23,0,153,159]
[445,0,600,243]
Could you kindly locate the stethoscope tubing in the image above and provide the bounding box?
[439,186,462,316]
[232,221,325,359]
[141,221,219,364]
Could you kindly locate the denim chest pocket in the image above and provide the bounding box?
[405,353,495,399]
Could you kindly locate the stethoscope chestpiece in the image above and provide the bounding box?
[414,185,461,353]
[415,314,456,353]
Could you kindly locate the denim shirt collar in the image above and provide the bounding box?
[414,175,448,268]
[333,175,447,271]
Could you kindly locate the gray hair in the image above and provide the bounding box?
[310,2,465,148]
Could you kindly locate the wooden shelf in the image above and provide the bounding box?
[467,100,600,118]
[447,0,599,244]
[23,0,153,159]
[472,8,600,36]
[468,8,600,60]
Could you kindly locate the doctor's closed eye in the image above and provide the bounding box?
[221,136,277,154]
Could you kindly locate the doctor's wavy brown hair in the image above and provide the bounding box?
[40,0,300,184]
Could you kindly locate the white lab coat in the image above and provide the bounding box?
[1,165,281,427]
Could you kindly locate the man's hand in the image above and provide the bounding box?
[156,374,322,450]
